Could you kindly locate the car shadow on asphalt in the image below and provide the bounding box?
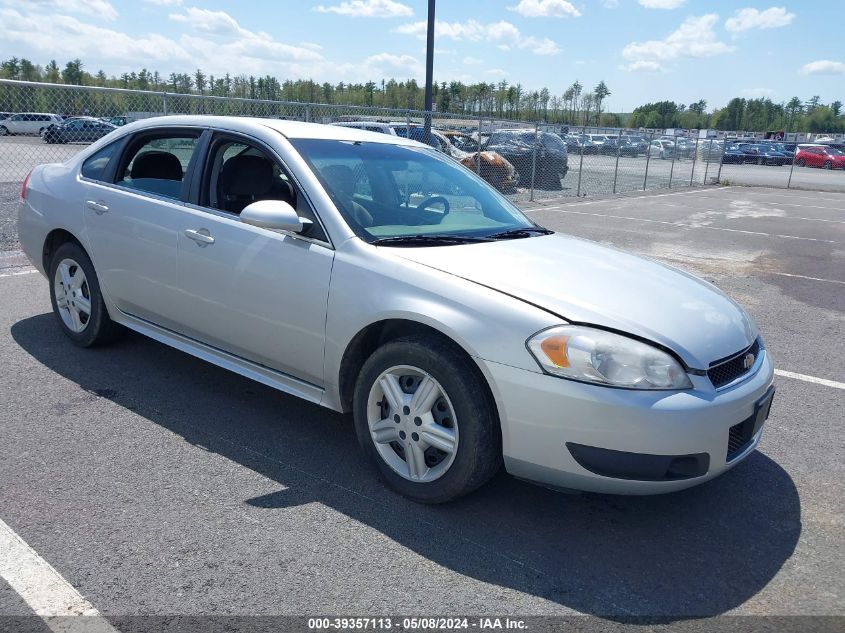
[11,314,802,621]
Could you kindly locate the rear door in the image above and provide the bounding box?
[81,127,207,330]
[173,131,334,386]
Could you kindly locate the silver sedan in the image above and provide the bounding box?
[18,116,775,503]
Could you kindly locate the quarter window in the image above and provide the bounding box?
[81,142,119,181]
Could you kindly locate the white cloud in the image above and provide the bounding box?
[395,19,560,55]
[314,0,412,18]
[622,14,733,64]
[486,68,508,77]
[167,8,323,64]
[169,8,241,34]
[0,8,186,63]
[800,60,845,75]
[638,0,685,8]
[1,0,118,20]
[462,56,483,65]
[622,60,664,72]
[602,0,620,7]
[144,0,182,6]
[725,7,795,33]
[507,0,581,18]
[740,87,775,98]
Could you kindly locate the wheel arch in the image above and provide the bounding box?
[42,228,86,273]
[337,318,498,422]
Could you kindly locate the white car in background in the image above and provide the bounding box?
[0,112,64,136]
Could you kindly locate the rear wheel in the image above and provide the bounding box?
[796,158,806,167]
[823,160,833,170]
[353,335,501,503]
[49,242,124,347]
[0,126,7,136]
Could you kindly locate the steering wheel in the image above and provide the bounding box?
[416,195,451,218]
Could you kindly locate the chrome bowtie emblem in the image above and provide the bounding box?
[743,353,756,370]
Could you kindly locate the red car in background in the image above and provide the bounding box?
[794,145,845,169]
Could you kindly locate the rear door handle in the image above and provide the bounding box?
[85,200,109,215]
[184,228,215,246]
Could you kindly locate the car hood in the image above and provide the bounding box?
[394,234,756,369]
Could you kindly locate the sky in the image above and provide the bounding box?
[0,0,842,112]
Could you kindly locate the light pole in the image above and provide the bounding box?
[423,0,435,148]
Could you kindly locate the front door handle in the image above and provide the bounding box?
[85,200,109,215]
[184,228,215,246]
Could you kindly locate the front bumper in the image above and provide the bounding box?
[481,350,775,494]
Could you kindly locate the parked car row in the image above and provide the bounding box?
[0,112,132,139]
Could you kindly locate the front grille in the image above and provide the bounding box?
[708,339,760,388]
[727,421,751,460]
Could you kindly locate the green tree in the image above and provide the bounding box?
[61,59,85,85]
[593,80,611,125]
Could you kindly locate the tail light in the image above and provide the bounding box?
[21,169,33,200]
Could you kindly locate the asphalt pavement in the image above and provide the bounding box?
[0,185,842,627]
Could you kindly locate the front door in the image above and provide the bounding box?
[174,134,334,386]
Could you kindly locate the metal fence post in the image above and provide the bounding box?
[476,115,483,175]
[576,125,585,197]
[703,139,712,184]
[689,137,700,186]
[305,105,311,123]
[612,136,621,194]
[529,122,539,202]
[406,111,411,141]
[162,92,168,116]
[668,137,677,188]
[643,131,653,190]
[715,137,727,183]
[786,146,797,189]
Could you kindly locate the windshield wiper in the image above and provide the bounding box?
[486,227,554,240]
[371,234,493,246]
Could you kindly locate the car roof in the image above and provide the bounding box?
[125,115,422,147]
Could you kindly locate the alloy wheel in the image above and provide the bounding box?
[53,258,91,333]
[366,365,459,483]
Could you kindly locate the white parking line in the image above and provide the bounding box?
[772,272,845,285]
[775,369,845,390]
[524,207,839,243]
[0,517,117,632]
[528,186,733,211]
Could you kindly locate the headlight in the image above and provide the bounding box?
[527,326,693,390]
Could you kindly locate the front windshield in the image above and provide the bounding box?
[290,139,537,243]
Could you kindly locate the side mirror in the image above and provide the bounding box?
[240,200,312,233]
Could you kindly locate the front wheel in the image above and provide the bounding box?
[796,158,806,167]
[353,335,501,503]
[823,160,832,170]
[49,242,124,347]
[0,126,7,136]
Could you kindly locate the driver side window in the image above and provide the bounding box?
[202,136,327,242]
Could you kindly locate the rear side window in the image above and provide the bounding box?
[81,142,120,181]
[116,134,200,200]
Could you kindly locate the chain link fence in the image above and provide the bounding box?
[2,78,843,250]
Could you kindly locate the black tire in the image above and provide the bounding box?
[796,158,806,167]
[823,161,832,170]
[352,335,502,503]
[48,241,124,347]
[0,126,7,136]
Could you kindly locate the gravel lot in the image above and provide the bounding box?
[0,185,842,629]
